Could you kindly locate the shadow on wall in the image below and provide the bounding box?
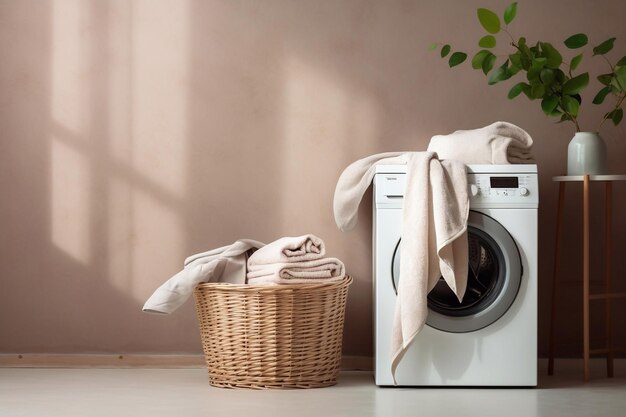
[0,0,444,356]
[1,0,625,357]
[1,0,201,352]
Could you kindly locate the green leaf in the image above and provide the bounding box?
[530,41,541,55]
[504,2,518,25]
[527,57,547,82]
[570,54,583,71]
[472,50,491,69]
[540,42,563,69]
[508,82,529,99]
[541,96,559,115]
[540,68,556,86]
[519,52,532,70]
[449,52,468,67]
[509,52,522,69]
[564,33,588,49]
[507,52,521,77]
[429,42,438,51]
[517,37,532,70]
[479,35,497,48]
[617,56,626,67]
[597,73,613,86]
[482,53,497,75]
[592,86,612,104]
[441,44,451,58]
[562,72,589,95]
[562,95,580,116]
[559,113,572,123]
[508,64,521,76]
[615,66,626,91]
[611,77,621,91]
[530,83,545,99]
[593,37,616,56]
[522,87,533,99]
[612,108,624,125]
[488,61,510,85]
[477,8,501,34]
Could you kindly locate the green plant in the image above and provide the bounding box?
[431,2,626,132]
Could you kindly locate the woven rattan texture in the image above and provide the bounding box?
[194,276,352,389]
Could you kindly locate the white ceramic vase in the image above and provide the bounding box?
[566,132,608,176]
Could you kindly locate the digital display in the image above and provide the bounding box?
[490,176,519,188]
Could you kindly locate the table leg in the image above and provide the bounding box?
[583,175,589,382]
[605,182,614,377]
[548,182,566,376]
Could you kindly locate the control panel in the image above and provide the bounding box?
[468,173,538,208]
[374,170,538,209]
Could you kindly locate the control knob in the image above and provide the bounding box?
[519,187,529,196]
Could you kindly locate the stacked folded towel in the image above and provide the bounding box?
[142,235,345,314]
[246,234,345,284]
[427,121,534,164]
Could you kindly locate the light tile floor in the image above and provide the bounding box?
[1,362,625,417]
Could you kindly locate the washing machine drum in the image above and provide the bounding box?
[392,211,522,333]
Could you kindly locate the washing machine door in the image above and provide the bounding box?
[391,210,522,333]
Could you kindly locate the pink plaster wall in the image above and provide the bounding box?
[1,0,625,357]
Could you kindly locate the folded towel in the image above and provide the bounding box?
[247,234,325,265]
[142,239,265,314]
[427,121,534,164]
[246,234,345,284]
[247,257,346,284]
[333,151,468,384]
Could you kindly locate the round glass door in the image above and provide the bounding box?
[391,211,522,333]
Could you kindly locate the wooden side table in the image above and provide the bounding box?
[548,174,626,381]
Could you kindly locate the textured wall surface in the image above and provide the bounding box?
[1,0,625,357]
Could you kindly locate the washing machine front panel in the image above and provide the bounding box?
[391,211,522,333]
[373,166,538,386]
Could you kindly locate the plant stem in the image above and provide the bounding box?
[601,55,615,72]
[558,105,581,131]
[502,28,516,45]
[597,93,626,131]
[571,116,581,132]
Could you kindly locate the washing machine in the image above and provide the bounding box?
[373,164,538,386]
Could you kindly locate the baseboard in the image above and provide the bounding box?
[4,354,622,374]
[0,353,374,370]
[0,354,206,368]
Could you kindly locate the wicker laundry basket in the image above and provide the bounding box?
[193,276,352,389]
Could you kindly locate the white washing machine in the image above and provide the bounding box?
[373,164,538,386]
